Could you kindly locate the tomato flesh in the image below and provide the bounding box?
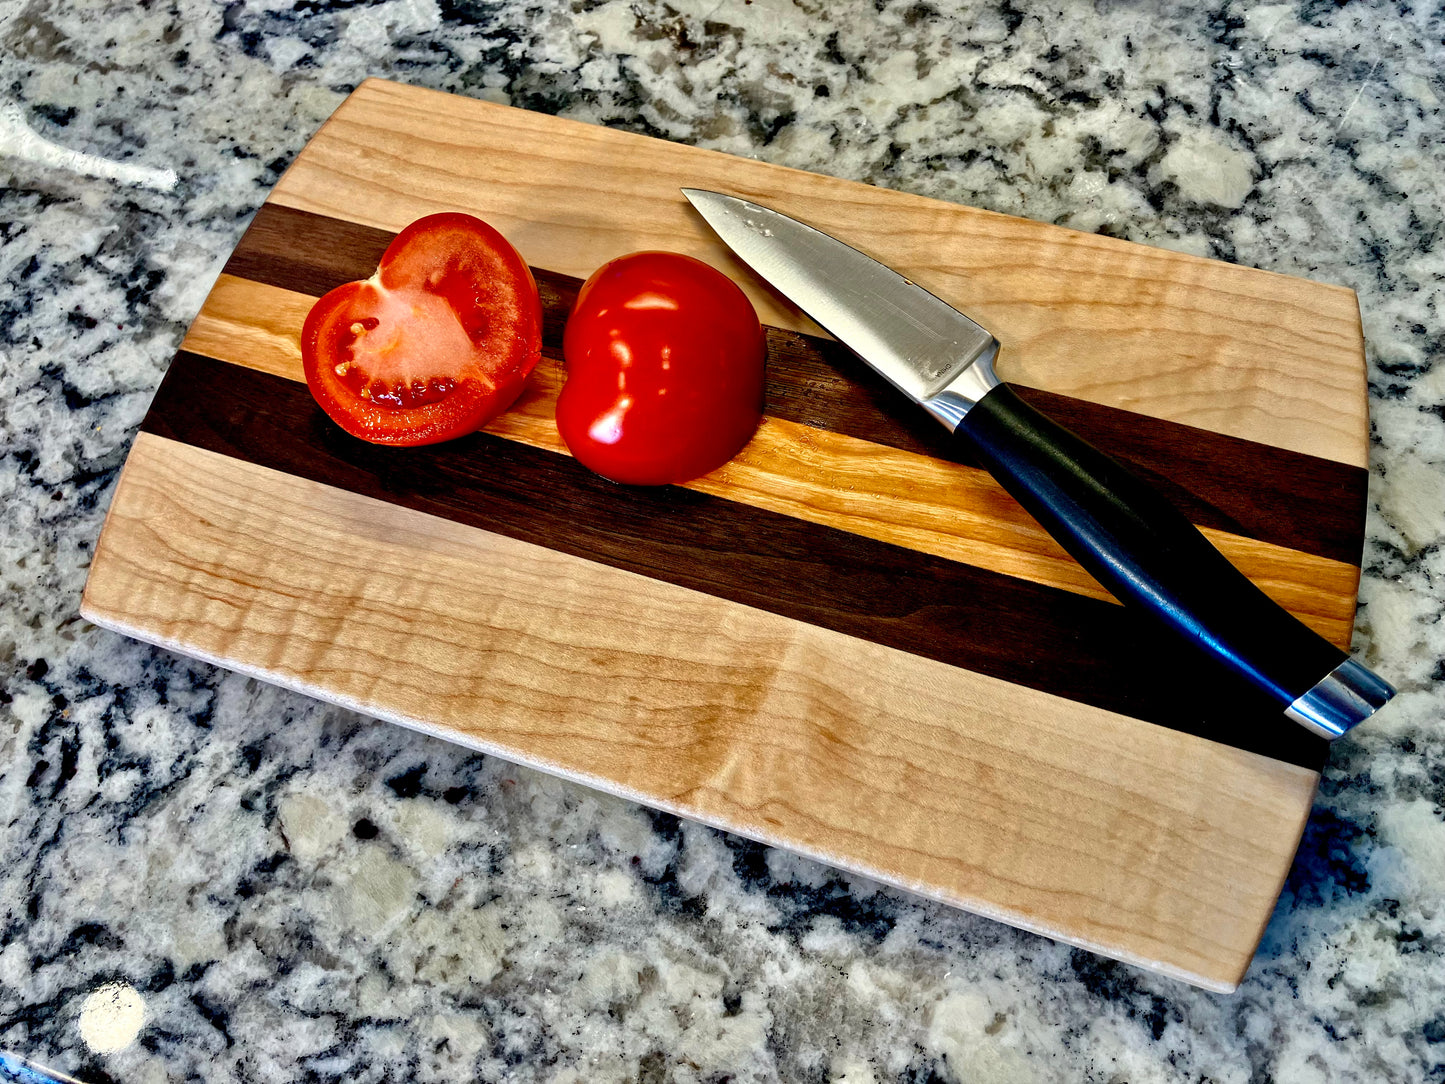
[558,251,765,485]
[302,212,542,446]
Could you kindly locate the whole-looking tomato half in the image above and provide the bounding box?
[301,212,543,446]
[558,251,766,485]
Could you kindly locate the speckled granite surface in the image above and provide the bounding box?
[2,1,1442,1081]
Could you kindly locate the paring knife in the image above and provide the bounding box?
[682,188,1393,740]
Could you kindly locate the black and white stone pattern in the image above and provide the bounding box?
[1,2,1442,1081]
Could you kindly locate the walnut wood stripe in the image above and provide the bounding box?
[179,273,1361,644]
[223,202,1369,568]
[140,349,1328,770]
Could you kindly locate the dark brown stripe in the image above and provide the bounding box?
[142,350,1327,770]
[226,202,1368,567]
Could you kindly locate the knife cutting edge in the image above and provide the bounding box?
[681,188,1394,740]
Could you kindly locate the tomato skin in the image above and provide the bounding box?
[302,212,542,446]
[558,251,765,485]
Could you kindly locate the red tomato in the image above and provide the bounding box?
[558,251,765,485]
[302,212,542,446]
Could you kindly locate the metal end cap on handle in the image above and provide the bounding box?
[1286,658,1396,740]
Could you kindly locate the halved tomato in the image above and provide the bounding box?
[301,213,543,446]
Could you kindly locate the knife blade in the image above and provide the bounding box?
[682,188,1393,740]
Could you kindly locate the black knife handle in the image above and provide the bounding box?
[954,383,1391,738]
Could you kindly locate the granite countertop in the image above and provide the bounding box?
[2,1,1442,1080]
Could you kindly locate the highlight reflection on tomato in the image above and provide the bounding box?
[302,213,542,446]
[558,251,765,485]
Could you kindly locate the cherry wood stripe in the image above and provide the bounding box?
[140,349,1327,770]
[223,203,1368,567]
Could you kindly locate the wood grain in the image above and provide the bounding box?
[181,271,1361,643]
[273,78,1369,467]
[81,80,1380,990]
[83,432,1321,992]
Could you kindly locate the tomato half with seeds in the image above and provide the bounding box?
[558,251,765,485]
[301,212,543,446]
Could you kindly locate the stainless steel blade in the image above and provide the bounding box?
[681,189,1000,428]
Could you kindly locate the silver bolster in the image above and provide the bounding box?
[1285,658,1396,740]
[921,341,1002,431]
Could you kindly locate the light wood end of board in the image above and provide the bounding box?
[270,78,1369,468]
[82,432,1322,992]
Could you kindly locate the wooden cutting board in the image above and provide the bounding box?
[81,78,1374,992]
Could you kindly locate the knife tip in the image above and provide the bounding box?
[682,189,752,227]
[680,187,732,208]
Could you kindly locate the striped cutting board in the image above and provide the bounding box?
[82,79,1374,992]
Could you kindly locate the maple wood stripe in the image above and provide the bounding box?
[140,349,1327,770]
[223,202,1368,568]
